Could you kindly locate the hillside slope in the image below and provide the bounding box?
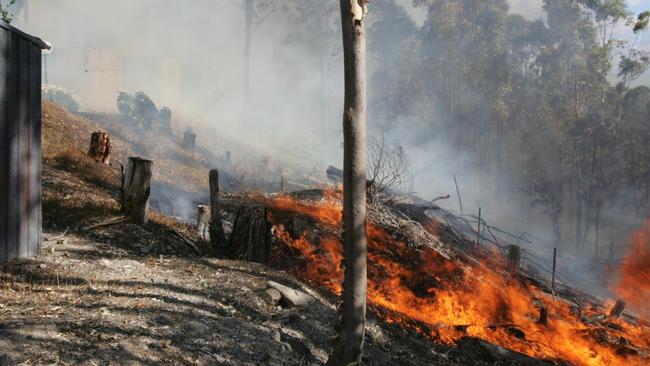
[0,102,451,365]
[43,102,242,219]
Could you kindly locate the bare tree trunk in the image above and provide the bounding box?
[122,157,153,224]
[328,1,368,365]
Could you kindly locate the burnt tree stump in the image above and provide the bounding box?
[88,132,111,164]
[182,131,197,151]
[538,307,548,325]
[228,204,272,263]
[197,205,210,240]
[507,245,521,274]
[609,299,626,318]
[121,157,153,224]
[209,170,227,250]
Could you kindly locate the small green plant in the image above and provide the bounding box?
[42,84,82,113]
[0,0,16,23]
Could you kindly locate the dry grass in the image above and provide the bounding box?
[46,147,121,191]
[41,101,208,252]
[43,102,212,195]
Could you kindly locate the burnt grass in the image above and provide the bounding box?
[0,102,484,366]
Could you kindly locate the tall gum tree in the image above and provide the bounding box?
[328,0,368,365]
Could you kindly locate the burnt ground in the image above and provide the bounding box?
[0,103,463,366]
[1,169,450,366]
[0,102,568,366]
[1,233,440,366]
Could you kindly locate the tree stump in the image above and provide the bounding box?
[197,205,210,240]
[507,245,521,273]
[88,132,111,164]
[538,307,548,325]
[182,131,197,150]
[228,204,272,263]
[121,157,153,224]
[209,170,226,250]
[609,299,626,318]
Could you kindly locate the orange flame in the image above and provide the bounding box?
[615,220,650,319]
[267,195,650,366]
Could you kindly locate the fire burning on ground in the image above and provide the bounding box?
[265,193,649,366]
[614,220,650,320]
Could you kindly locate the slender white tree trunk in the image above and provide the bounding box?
[328,1,368,365]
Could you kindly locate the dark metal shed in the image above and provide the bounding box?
[0,21,50,262]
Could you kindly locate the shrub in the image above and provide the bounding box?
[116,91,172,133]
[42,84,82,113]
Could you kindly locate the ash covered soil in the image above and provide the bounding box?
[0,103,459,366]
[4,102,642,366]
[1,234,438,366]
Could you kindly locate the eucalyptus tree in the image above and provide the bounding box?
[328,1,368,364]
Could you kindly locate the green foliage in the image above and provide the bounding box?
[579,0,630,22]
[0,0,15,23]
[42,84,82,113]
[618,50,650,83]
[116,91,172,133]
[365,0,650,252]
[634,11,650,33]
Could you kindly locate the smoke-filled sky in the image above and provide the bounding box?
[7,0,650,245]
[11,0,344,169]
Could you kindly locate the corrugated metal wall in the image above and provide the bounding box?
[0,24,43,262]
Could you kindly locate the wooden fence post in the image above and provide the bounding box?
[209,169,226,250]
[122,157,153,224]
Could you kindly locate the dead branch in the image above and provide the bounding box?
[82,216,129,231]
[170,229,200,255]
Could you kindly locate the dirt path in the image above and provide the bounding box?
[0,231,338,365]
[1,228,449,366]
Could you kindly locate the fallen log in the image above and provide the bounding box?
[121,157,153,224]
[82,216,128,231]
[267,280,314,307]
[171,229,200,255]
